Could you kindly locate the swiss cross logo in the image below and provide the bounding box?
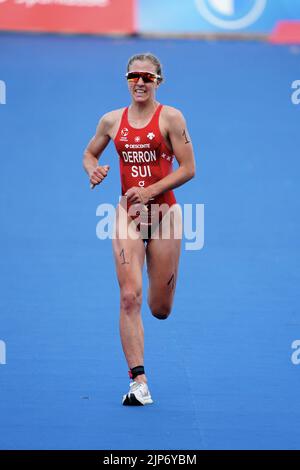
[134,136,141,143]
[147,132,155,140]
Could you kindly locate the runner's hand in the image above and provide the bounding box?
[125,186,153,205]
[90,165,110,188]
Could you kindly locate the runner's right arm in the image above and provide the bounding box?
[83,114,112,186]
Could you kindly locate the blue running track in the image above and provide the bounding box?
[0,33,300,449]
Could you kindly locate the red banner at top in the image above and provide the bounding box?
[0,0,136,34]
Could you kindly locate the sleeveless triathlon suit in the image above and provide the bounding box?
[114,104,176,239]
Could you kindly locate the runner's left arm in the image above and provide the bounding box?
[147,108,195,199]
